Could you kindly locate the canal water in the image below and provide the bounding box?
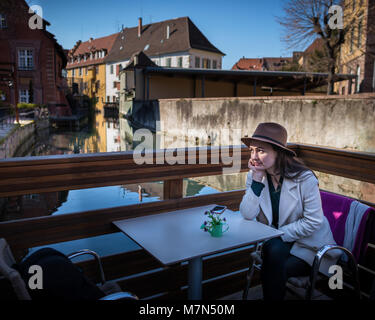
[1,111,243,260]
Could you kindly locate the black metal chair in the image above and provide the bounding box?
[242,241,361,300]
[0,238,138,300]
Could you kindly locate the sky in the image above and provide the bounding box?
[26,0,306,70]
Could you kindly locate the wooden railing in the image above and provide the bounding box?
[0,144,374,299]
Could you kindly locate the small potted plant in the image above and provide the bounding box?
[201,210,228,237]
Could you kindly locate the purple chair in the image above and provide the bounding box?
[243,190,367,300]
[304,190,370,299]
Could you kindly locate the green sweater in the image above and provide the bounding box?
[250,173,284,228]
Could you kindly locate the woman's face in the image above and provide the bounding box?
[249,140,278,172]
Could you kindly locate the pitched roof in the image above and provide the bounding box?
[104,17,224,63]
[123,51,159,70]
[262,57,293,71]
[232,58,264,70]
[304,38,324,54]
[232,57,293,71]
[66,33,118,69]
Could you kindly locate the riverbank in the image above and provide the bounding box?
[0,119,49,159]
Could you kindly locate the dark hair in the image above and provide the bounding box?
[270,145,317,181]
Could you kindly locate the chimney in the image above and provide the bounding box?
[166,25,170,39]
[138,17,142,38]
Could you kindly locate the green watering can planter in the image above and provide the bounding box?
[201,210,229,237]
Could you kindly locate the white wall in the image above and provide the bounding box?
[106,60,129,102]
[189,48,223,69]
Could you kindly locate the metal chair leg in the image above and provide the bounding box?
[242,262,256,300]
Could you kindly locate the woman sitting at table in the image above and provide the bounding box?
[240,122,338,301]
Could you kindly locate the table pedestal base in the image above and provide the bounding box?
[188,256,202,300]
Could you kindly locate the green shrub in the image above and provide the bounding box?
[17,103,38,110]
[17,103,46,110]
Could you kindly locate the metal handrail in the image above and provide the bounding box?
[306,244,361,300]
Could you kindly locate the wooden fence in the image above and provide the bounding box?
[0,144,374,299]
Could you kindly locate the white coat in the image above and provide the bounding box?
[239,170,341,275]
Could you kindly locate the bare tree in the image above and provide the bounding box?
[277,0,364,94]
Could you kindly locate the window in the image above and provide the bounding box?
[0,13,7,28]
[113,96,116,102]
[350,28,354,53]
[195,57,200,68]
[79,67,82,76]
[166,58,171,67]
[213,60,217,69]
[107,96,110,102]
[72,69,75,76]
[356,65,361,92]
[18,49,34,70]
[85,67,88,75]
[202,58,210,68]
[357,18,362,48]
[19,89,29,103]
[110,64,114,74]
[178,57,183,68]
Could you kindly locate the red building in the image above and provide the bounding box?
[0,0,70,114]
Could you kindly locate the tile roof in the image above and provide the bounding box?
[104,17,224,63]
[232,58,264,70]
[304,38,324,53]
[262,57,293,71]
[67,33,118,69]
[232,57,293,71]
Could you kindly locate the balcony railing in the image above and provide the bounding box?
[0,144,374,299]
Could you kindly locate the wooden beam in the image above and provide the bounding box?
[0,147,247,197]
[163,179,183,200]
[253,78,257,96]
[233,81,238,97]
[201,75,205,97]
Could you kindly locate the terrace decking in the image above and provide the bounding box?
[0,144,374,300]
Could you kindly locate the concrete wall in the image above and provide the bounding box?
[156,95,375,153]
[0,122,35,159]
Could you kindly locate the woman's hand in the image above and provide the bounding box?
[248,158,266,182]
